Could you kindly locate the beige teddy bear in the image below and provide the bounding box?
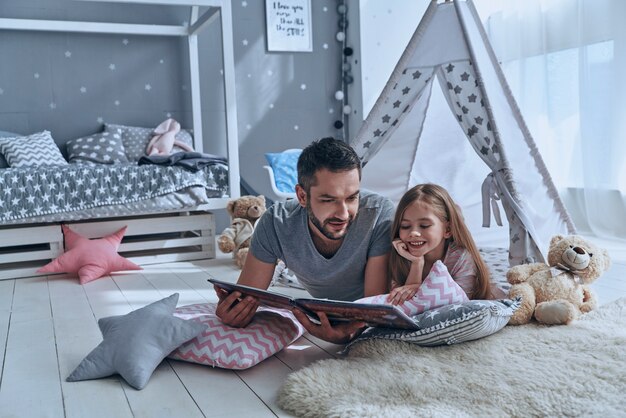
[217,195,266,269]
[507,234,611,325]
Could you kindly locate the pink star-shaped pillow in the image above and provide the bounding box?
[38,225,142,284]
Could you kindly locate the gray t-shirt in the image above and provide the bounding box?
[250,190,394,301]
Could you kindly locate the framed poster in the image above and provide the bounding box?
[265,0,312,52]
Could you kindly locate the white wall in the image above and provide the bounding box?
[358,1,428,117]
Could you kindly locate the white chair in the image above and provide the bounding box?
[263,148,301,202]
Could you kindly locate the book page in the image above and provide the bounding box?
[296,299,419,330]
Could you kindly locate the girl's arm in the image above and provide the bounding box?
[404,257,425,286]
[387,240,425,305]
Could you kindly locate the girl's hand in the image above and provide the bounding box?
[387,283,421,305]
[393,239,420,262]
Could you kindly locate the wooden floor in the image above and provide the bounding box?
[0,251,624,418]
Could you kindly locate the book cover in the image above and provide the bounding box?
[209,278,419,330]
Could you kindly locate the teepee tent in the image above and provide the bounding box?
[351,0,576,265]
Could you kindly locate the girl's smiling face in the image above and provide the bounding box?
[398,200,451,261]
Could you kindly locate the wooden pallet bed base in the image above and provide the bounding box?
[0,211,215,281]
[0,224,65,280]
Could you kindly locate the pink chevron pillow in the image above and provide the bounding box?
[37,225,142,284]
[357,260,469,316]
[169,303,305,370]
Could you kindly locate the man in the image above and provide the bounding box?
[215,137,394,343]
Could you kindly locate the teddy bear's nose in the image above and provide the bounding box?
[573,246,585,254]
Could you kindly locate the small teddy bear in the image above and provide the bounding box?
[218,195,266,269]
[507,234,611,325]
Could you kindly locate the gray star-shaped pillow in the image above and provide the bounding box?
[66,293,206,390]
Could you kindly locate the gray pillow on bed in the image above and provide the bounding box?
[104,123,194,162]
[0,130,68,168]
[66,131,129,165]
[0,130,19,168]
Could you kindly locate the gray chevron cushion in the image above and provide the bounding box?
[0,130,68,167]
[0,130,21,169]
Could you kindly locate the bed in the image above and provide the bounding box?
[0,0,241,280]
[0,162,229,279]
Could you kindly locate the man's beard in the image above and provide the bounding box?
[306,201,354,241]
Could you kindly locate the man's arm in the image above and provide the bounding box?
[293,253,390,344]
[363,253,390,297]
[214,252,277,327]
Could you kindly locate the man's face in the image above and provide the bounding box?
[297,168,360,241]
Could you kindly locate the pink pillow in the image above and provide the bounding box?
[37,225,142,284]
[169,303,304,370]
[357,260,469,316]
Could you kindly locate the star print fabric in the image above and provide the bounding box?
[66,131,129,165]
[0,163,228,222]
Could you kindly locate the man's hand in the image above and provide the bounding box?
[214,285,259,327]
[214,253,275,327]
[292,309,366,344]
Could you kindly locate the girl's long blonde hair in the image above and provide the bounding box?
[388,183,491,300]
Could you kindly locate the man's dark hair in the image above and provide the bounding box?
[297,137,362,192]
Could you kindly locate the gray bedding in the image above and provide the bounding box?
[0,162,228,224]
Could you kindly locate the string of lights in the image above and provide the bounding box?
[333,0,353,141]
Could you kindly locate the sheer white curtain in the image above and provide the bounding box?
[475,0,626,241]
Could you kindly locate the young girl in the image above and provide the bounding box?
[387,183,494,305]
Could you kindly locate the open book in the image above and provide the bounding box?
[209,277,419,330]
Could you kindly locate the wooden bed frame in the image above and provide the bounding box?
[0,0,240,280]
[0,210,216,280]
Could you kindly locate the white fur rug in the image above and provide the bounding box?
[278,298,626,418]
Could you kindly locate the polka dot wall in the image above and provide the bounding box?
[232,0,350,144]
[0,26,190,143]
[0,1,352,198]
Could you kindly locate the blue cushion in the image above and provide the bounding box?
[265,150,301,194]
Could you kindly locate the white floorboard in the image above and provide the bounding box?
[234,356,296,418]
[0,280,14,378]
[123,362,206,418]
[0,249,624,418]
[49,278,133,418]
[167,360,276,418]
[1,278,64,418]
